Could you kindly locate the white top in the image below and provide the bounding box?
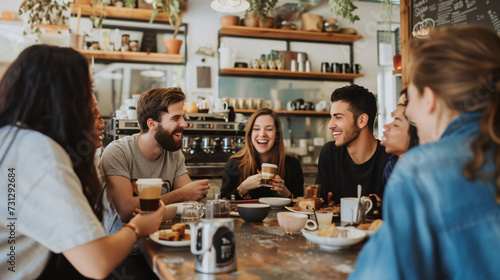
[0,126,105,280]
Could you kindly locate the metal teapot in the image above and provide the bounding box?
[188,218,237,273]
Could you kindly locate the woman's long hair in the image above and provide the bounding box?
[0,45,103,220]
[231,108,286,185]
[409,25,500,203]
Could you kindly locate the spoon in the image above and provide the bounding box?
[355,184,362,223]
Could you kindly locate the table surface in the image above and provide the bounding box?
[140,209,365,280]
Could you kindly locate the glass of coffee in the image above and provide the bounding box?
[261,163,278,186]
[303,183,320,198]
[136,178,163,214]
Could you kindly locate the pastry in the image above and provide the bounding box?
[171,223,186,236]
[317,224,337,237]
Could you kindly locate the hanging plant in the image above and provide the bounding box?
[245,0,278,27]
[380,0,393,43]
[18,0,70,36]
[328,0,360,24]
[149,0,183,39]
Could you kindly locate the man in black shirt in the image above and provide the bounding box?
[316,85,390,205]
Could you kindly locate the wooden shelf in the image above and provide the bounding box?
[76,49,184,63]
[235,109,330,116]
[70,4,171,22]
[36,24,70,30]
[219,26,363,43]
[220,68,363,81]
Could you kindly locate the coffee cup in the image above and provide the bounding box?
[277,212,317,235]
[247,98,255,110]
[137,178,163,214]
[332,62,343,73]
[321,62,330,72]
[237,98,246,110]
[303,183,320,198]
[340,197,373,225]
[354,64,362,74]
[316,210,334,229]
[261,163,277,185]
[214,98,228,112]
[343,63,351,73]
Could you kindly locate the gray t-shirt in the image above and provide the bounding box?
[0,127,105,280]
[99,134,188,235]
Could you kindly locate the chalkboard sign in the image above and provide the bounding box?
[412,0,500,38]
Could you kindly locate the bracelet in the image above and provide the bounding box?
[123,224,139,242]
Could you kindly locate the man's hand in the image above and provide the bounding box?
[177,179,210,201]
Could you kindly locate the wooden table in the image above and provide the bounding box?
[140,209,365,280]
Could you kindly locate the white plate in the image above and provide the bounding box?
[302,227,366,251]
[149,229,191,247]
[259,197,291,207]
[284,206,313,215]
[229,211,240,217]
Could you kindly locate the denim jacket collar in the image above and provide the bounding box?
[440,111,482,140]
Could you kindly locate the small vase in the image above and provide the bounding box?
[163,38,183,54]
[393,54,401,70]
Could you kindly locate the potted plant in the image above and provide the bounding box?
[328,0,360,24]
[18,0,70,36]
[244,0,278,28]
[149,0,183,54]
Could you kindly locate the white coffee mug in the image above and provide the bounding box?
[340,197,373,225]
[214,98,228,112]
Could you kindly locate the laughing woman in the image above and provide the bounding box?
[220,108,304,199]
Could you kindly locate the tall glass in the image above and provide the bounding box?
[137,178,162,214]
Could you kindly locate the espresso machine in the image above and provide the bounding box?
[182,112,246,179]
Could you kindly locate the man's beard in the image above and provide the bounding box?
[155,125,182,151]
[336,123,361,147]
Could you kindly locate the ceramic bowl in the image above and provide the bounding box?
[237,204,271,223]
[302,227,366,251]
[258,197,291,208]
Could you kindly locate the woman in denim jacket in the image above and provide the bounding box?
[350,25,500,279]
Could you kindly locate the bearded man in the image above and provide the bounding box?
[99,88,209,279]
[316,85,390,205]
